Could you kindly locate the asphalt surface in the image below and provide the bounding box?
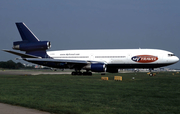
[0,69,71,75]
[0,103,50,114]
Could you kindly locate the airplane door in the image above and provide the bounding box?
[90,54,94,60]
[127,54,132,63]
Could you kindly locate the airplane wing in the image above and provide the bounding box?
[3,49,106,69]
[24,58,90,69]
[2,49,41,58]
[24,58,106,69]
[24,58,89,64]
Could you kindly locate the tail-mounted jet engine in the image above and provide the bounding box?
[13,41,51,51]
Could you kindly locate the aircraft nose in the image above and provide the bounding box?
[175,56,179,63]
[166,56,179,64]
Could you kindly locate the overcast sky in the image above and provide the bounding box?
[1,0,180,68]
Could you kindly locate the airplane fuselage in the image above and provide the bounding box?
[47,49,179,69]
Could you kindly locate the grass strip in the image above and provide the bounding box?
[0,72,180,114]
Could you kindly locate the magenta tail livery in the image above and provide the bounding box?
[3,22,179,75]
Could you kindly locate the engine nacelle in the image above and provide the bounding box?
[13,41,51,51]
[83,63,106,72]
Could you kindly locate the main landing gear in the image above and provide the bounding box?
[71,70,92,76]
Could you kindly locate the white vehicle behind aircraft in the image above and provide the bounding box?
[3,22,179,75]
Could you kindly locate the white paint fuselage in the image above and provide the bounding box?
[47,49,179,68]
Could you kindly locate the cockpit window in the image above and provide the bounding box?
[168,54,175,56]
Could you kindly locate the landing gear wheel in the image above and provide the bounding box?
[77,72,82,75]
[71,71,76,75]
[71,71,82,76]
[83,72,92,76]
[149,73,153,77]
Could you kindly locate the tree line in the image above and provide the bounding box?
[0,60,25,69]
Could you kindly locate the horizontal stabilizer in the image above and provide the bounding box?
[2,49,41,58]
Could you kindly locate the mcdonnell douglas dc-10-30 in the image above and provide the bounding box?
[3,22,179,76]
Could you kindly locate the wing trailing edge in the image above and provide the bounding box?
[2,49,41,58]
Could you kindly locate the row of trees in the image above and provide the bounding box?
[0,60,25,69]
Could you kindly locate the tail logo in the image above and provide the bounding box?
[131,55,158,63]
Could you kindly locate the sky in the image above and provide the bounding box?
[0,0,180,68]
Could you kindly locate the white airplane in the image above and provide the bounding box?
[3,22,179,76]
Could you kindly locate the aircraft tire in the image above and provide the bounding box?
[72,71,83,75]
[77,72,82,75]
[149,73,153,77]
[71,72,76,75]
[83,72,92,76]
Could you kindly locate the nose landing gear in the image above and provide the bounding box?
[149,68,154,77]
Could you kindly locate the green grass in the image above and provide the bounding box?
[0,72,180,114]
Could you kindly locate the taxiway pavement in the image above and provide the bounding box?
[0,103,50,114]
[0,70,71,75]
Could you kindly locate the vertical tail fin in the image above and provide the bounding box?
[16,22,40,42]
[13,22,51,58]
